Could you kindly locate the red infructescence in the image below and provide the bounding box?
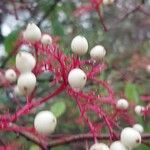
[0,35,134,147]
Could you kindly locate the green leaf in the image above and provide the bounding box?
[51,101,66,118]
[4,30,19,54]
[38,0,55,12]
[52,145,70,150]
[125,83,140,103]
[37,71,54,82]
[29,145,40,150]
[51,19,64,36]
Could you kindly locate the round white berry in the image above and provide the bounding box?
[135,105,144,116]
[71,35,88,55]
[90,45,106,61]
[23,23,41,42]
[68,68,87,89]
[110,141,128,150]
[116,99,129,110]
[121,127,141,149]
[16,51,36,73]
[103,0,115,5]
[146,64,150,73]
[34,111,57,135]
[90,143,109,150]
[5,69,17,83]
[17,73,36,96]
[41,34,52,45]
[133,124,144,133]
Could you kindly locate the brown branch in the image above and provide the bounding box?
[11,0,19,20]
[23,133,150,148]
[7,125,150,149]
[142,141,150,147]
[139,6,150,16]
[97,9,108,32]
[6,124,48,150]
[17,130,48,150]
[47,133,150,148]
[37,0,61,26]
[109,3,143,30]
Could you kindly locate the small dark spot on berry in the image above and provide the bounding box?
[23,86,28,92]
[136,139,140,143]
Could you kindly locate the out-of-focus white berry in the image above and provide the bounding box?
[133,124,144,134]
[68,68,87,89]
[41,34,52,45]
[90,143,109,150]
[103,0,115,5]
[116,99,129,110]
[34,111,57,135]
[16,51,36,73]
[110,141,128,150]
[121,127,141,149]
[5,69,17,83]
[23,23,41,42]
[14,85,23,96]
[71,35,88,55]
[135,105,145,116]
[17,73,36,96]
[90,45,106,61]
[146,64,150,73]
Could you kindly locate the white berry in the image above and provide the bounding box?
[110,141,128,150]
[17,73,36,96]
[90,143,109,150]
[116,99,129,110]
[90,45,106,61]
[23,23,41,42]
[133,124,144,133]
[146,64,150,73]
[16,51,36,73]
[14,85,23,96]
[103,0,115,5]
[121,127,141,149]
[34,111,57,135]
[135,105,144,116]
[5,69,17,83]
[71,35,88,55]
[41,34,52,45]
[68,68,87,89]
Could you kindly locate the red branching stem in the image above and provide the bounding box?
[141,95,150,102]
[89,76,115,99]
[0,28,149,149]
[86,62,107,76]
[0,40,71,123]
[2,124,48,149]
[0,83,66,124]
[144,103,150,116]
[85,140,89,150]
[67,87,117,142]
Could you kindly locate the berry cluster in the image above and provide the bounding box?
[90,125,143,150]
[0,22,147,149]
